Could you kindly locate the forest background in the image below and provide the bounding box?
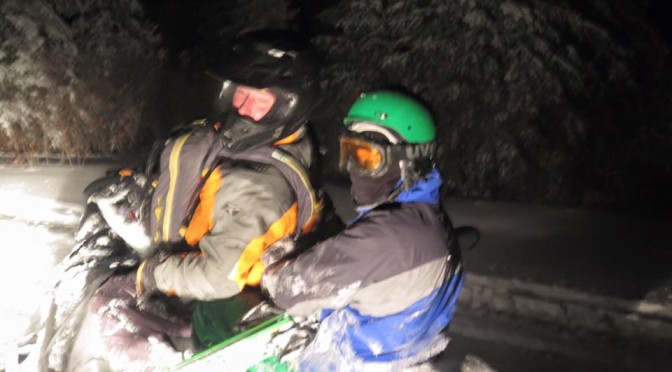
[1,0,671,217]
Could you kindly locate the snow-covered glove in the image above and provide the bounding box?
[261,238,296,268]
[266,316,318,365]
[259,238,298,298]
[135,253,163,296]
[89,171,152,255]
[260,259,291,299]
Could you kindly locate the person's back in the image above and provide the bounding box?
[263,90,464,371]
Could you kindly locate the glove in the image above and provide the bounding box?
[260,239,296,297]
[135,253,162,296]
[260,259,290,298]
[266,316,319,363]
[88,172,152,253]
[261,238,296,268]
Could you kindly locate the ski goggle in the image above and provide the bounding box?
[340,133,439,178]
[339,135,390,177]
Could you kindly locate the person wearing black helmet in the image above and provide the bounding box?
[207,29,320,153]
[65,30,342,371]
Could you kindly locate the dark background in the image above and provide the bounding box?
[142,0,672,217]
[2,0,671,218]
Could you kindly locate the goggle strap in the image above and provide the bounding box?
[340,136,437,177]
[390,141,437,161]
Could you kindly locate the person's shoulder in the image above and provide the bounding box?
[364,202,442,229]
[275,126,314,164]
[220,161,287,186]
[217,161,293,199]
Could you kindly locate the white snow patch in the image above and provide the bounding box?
[0,189,82,369]
[0,189,81,227]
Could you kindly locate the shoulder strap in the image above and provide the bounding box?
[150,120,225,243]
[161,123,322,242]
[219,146,322,237]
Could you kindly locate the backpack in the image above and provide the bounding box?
[146,119,323,249]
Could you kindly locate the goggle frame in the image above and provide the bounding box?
[339,133,437,178]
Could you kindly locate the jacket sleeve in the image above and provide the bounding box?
[264,227,372,317]
[267,204,455,319]
[152,166,294,300]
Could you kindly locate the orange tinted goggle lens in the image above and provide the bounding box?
[340,138,384,173]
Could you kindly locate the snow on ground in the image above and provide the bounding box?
[0,164,114,371]
[0,189,83,370]
[0,164,670,371]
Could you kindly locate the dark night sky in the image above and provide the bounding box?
[142,0,672,47]
[136,0,672,217]
[5,0,669,216]
[649,0,672,43]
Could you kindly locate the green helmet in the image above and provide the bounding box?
[343,91,436,144]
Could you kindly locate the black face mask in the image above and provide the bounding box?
[349,162,401,207]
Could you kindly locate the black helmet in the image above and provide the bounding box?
[207,29,319,152]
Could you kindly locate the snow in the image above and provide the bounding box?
[0,0,161,160]
[0,164,114,371]
[0,163,670,371]
[0,189,83,371]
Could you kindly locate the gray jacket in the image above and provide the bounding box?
[267,202,459,318]
[152,133,320,300]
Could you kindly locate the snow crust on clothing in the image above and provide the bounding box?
[89,173,151,253]
[66,274,187,372]
[294,168,461,370]
[298,308,450,371]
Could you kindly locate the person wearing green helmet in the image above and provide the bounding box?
[262,90,464,370]
[339,90,439,208]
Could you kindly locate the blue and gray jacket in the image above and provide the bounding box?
[267,169,464,364]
